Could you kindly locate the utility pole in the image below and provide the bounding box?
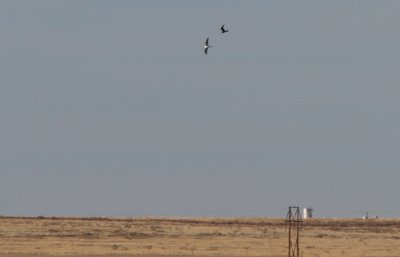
[285,206,303,257]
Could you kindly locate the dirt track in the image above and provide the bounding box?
[0,216,399,257]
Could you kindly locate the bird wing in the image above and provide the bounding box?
[221,25,225,31]
[204,47,208,54]
[205,37,209,46]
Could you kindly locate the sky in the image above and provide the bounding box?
[1,1,400,218]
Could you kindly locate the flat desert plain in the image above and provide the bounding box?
[0,216,399,257]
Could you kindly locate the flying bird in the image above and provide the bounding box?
[220,24,229,33]
[204,37,211,54]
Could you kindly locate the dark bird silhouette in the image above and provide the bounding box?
[204,37,211,54]
[220,24,229,33]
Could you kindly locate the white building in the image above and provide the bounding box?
[303,208,313,219]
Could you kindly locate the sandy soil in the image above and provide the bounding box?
[0,216,399,257]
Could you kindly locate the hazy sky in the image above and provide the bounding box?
[1,1,400,218]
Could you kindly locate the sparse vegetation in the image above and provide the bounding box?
[0,216,399,257]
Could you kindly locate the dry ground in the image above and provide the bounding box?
[0,216,399,257]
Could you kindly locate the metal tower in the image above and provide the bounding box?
[285,206,303,257]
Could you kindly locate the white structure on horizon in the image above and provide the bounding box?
[303,208,313,219]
